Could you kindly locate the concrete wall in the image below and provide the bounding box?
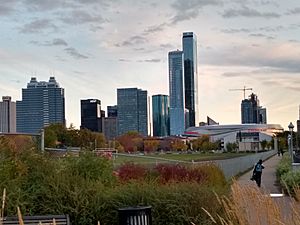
[211,150,276,179]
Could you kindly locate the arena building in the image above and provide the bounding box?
[184,124,284,151]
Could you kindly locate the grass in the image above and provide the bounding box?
[113,152,250,166]
[203,180,300,225]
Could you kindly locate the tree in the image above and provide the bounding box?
[144,139,160,153]
[226,142,238,152]
[260,140,268,150]
[170,139,187,151]
[117,131,143,152]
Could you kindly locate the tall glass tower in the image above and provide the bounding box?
[241,93,267,124]
[80,99,102,132]
[0,96,16,133]
[152,95,169,137]
[16,77,65,133]
[183,32,198,128]
[169,50,185,135]
[117,88,148,136]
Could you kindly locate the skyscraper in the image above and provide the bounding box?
[80,99,102,132]
[182,32,198,128]
[169,50,185,135]
[102,105,118,140]
[107,105,118,117]
[17,77,65,133]
[0,96,16,133]
[117,88,148,136]
[152,95,169,137]
[241,93,267,124]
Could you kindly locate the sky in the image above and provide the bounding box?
[0,0,300,130]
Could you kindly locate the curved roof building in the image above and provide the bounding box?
[184,124,283,151]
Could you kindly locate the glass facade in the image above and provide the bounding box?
[241,93,267,124]
[168,50,185,135]
[81,99,102,132]
[117,88,148,136]
[16,77,65,133]
[107,105,118,117]
[0,96,16,133]
[183,32,198,128]
[152,95,169,137]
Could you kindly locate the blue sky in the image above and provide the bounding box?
[0,0,300,130]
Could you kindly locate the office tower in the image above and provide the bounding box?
[16,77,65,133]
[102,117,117,140]
[241,93,267,124]
[102,105,118,140]
[81,99,103,132]
[258,107,267,124]
[152,95,169,137]
[107,105,118,117]
[182,32,198,128]
[169,50,185,135]
[0,96,16,133]
[117,88,148,136]
[297,106,300,134]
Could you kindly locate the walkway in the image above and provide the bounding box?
[237,154,297,223]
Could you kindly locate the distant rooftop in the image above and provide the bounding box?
[27,77,60,88]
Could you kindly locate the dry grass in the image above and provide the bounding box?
[202,181,300,225]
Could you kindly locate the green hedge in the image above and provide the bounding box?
[276,154,300,193]
[0,144,228,225]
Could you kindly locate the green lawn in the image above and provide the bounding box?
[112,152,251,166]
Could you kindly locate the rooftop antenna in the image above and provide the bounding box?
[229,86,253,99]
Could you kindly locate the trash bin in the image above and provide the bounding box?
[118,206,152,225]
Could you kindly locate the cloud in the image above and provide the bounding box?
[115,36,148,47]
[249,33,275,39]
[222,6,281,18]
[20,19,58,33]
[286,7,300,15]
[160,44,175,49]
[221,28,251,33]
[137,59,161,63]
[31,38,68,46]
[0,3,17,16]
[170,0,222,24]
[60,10,105,25]
[119,59,131,62]
[64,47,89,59]
[206,43,300,74]
[143,23,167,35]
[23,0,73,11]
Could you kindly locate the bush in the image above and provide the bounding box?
[0,142,229,225]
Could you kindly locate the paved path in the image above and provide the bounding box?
[237,154,296,223]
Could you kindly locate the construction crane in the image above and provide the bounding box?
[229,86,253,99]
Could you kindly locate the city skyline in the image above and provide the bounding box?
[0,0,299,129]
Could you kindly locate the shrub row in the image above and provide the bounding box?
[276,154,300,194]
[0,140,229,225]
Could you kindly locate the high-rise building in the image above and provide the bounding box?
[241,93,267,124]
[102,117,117,140]
[152,95,169,137]
[16,77,65,133]
[107,105,118,117]
[169,50,185,135]
[0,96,16,133]
[117,88,148,136]
[81,99,103,132]
[102,105,118,140]
[182,32,198,128]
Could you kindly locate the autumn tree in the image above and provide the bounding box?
[144,139,160,153]
[117,131,143,152]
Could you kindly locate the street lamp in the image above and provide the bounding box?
[288,122,294,161]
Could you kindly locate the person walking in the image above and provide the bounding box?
[252,159,265,187]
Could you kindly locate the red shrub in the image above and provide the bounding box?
[155,164,209,184]
[117,163,147,182]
